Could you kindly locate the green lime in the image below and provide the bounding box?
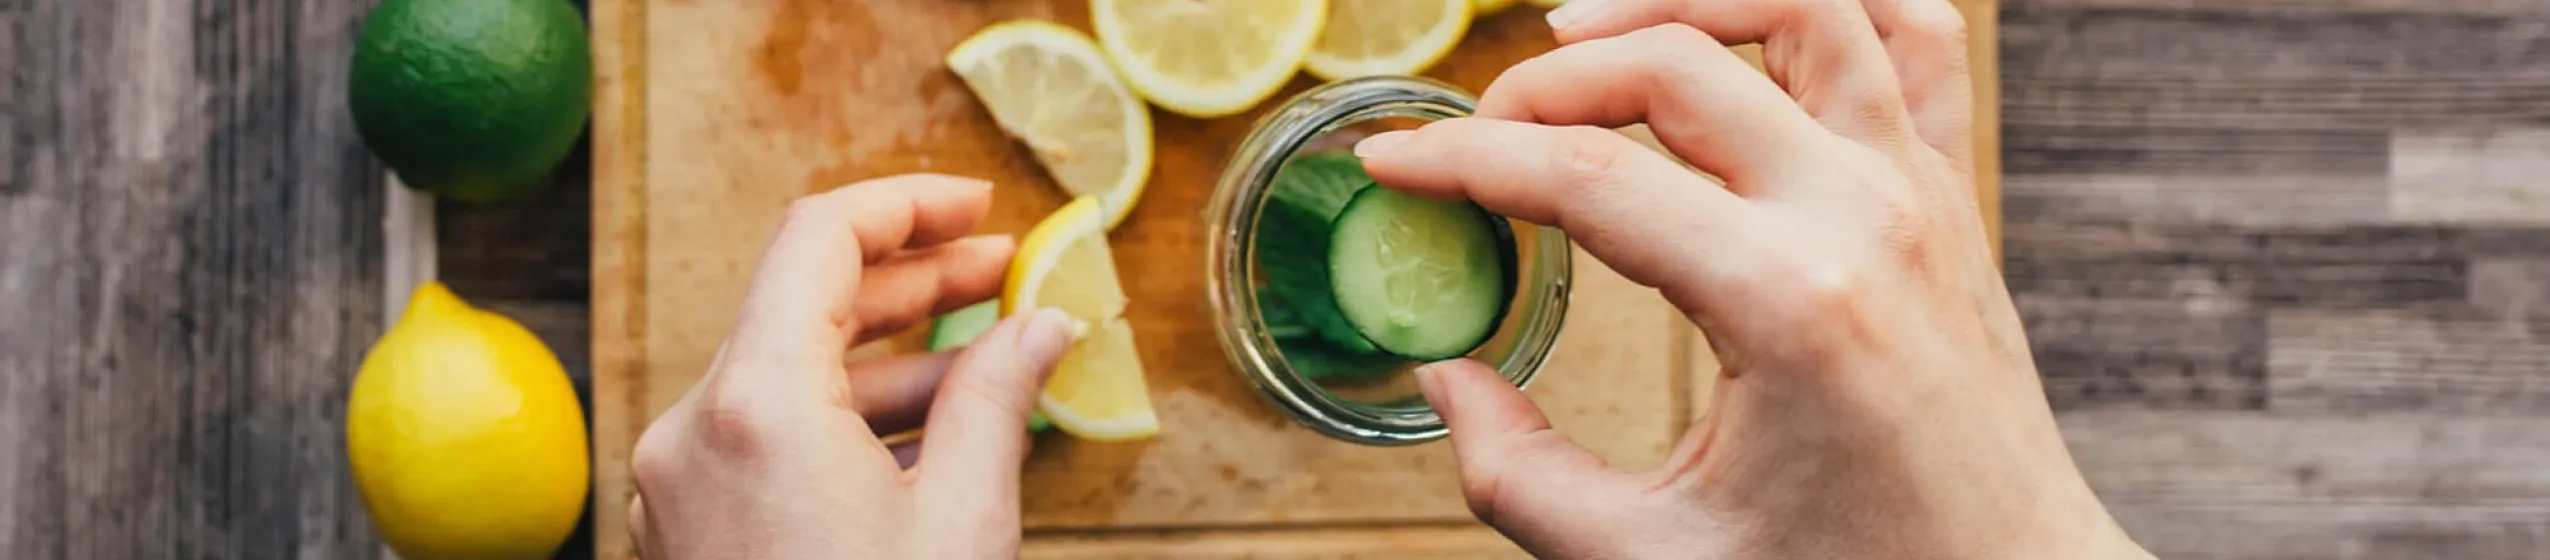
[349,0,590,203]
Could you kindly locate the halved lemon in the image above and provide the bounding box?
[1306,0,1473,81]
[1002,197,1158,441]
[947,20,1152,228]
[1091,0,1326,118]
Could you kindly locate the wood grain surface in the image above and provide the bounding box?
[584,1,1997,558]
[2002,0,2550,557]
[590,2,1679,558]
[25,0,2550,558]
[0,0,388,557]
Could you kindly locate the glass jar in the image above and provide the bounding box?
[1204,76,1575,446]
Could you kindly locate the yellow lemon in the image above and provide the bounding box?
[1091,0,1326,118]
[348,282,588,560]
[1306,0,1473,81]
[947,20,1154,229]
[1002,197,1159,441]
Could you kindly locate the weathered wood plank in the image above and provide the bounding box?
[2002,2,2550,132]
[2019,296,2266,410]
[2009,220,2550,411]
[436,140,592,303]
[2065,411,2550,560]
[2013,0,2550,17]
[2003,173,2389,227]
[2472,259,2550,320]
[2001,221,2525,307]
[2390,129,2550,225]
[1,0,387,557]
[2003,125,2391,176]
[2267,307,2550,413]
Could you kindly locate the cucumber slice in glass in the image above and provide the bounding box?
[1326,185,1516,361]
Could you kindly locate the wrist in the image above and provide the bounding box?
[2020,481,2150,560]
[2074,513,2154,560]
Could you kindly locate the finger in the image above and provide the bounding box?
[913,309,1075,512]
[1471,24,1828,187]
[729,174,993,373]
[1415,359,1626,547]
[843,350,962,435]
[1861,0,1976,164]
[1543,0,1913,142]
[627,496,650,560]
[848,234,1015,345]
[1356,118,1773,316]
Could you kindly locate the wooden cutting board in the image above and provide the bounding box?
[589,1,1998,558]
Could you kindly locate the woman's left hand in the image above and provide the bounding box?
[625,174,1074,559]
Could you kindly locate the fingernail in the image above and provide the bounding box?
[1414,362,1452,413]
[1545,0,1603,31]
[1354,131,1413,159]
[1015,308,1077,368]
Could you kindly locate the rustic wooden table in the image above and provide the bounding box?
[6,1,2548,558]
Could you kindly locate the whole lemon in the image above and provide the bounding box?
[349,282,588,560]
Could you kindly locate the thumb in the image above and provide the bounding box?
[913,308,1075,520]
[1417,359,1628,550]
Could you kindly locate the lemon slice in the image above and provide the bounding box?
[1306,0,1473,81]
[1475,0,1517,15]
[1002,197,1158,441]
[1091,0,1326,118]
[947,20,1152,228]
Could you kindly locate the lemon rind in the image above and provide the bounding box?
[1091,0,1327,118]
[946,20,1153,229]
[1305,0,1474,82]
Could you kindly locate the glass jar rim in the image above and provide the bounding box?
[1203,76,1575,446]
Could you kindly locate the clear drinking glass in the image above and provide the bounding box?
[1203,76,1575,446]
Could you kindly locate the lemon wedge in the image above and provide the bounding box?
[947,20,1152,228]
[1091,0,1326,118]
[1003,197,1158,441]
[1307,0,1473,81]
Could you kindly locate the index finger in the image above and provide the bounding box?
[1355,118,1774,318]
[729,174,994,372]
[1543,0,1912,144]
[1473,24,1831,189]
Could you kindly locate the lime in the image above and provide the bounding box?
[349,0,591,203]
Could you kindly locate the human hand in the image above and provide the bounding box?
[1353,1,2150,558]
[625,174,1073,559]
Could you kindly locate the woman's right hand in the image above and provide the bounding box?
[1353,0,2152,558]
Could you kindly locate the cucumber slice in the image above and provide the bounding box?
[926,300,1052,433]
[927,301,1003,351]
[1326,186,1516,361]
